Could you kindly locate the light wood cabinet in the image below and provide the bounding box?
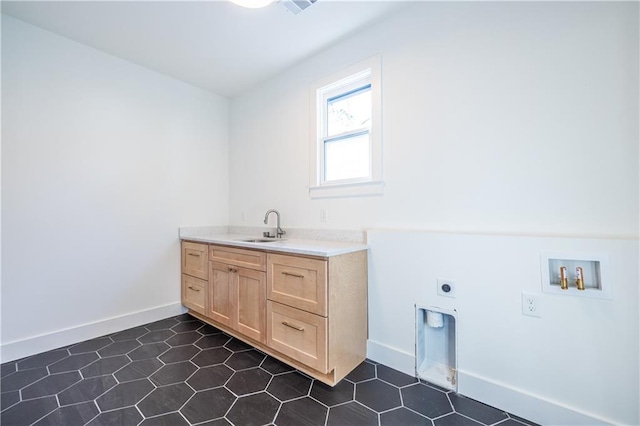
[182,274,206,314]
[267,254,327,316]
[181,241,209,316]
[207,247,266,344]
[181,241,367,386]
[182,241,208,280]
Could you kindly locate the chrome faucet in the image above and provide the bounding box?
[263,209,286,238]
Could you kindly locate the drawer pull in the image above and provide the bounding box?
[282,271,304,279]
[187,286,200,292]
[282,321,304,332]
[228,267,238,273]
[187,253,200,257]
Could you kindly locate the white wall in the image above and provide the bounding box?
[228,2,639,424]
[230,2,638,239]
[1,16,229,360]
[367,230,639,425]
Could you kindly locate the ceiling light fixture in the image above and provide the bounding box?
[229,0,274,9]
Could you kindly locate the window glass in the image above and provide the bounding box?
[324,132,370,181]
[326,85,372,137]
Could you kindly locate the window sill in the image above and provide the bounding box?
[309,180,384,199]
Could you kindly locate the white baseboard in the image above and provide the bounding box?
[367,339,613,426]
[367,339,415,376]
[1,303,186,363]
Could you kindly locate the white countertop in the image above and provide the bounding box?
[179,232,368,257]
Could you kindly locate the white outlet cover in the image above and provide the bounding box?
[521,292,542,318]
[437,278,456,298]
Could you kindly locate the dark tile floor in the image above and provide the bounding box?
[0,314,538,426]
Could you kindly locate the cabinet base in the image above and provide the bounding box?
[188,310,360,386]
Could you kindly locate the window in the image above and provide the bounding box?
[309,55,382,198]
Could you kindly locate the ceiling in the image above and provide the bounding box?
[2,0,408,97]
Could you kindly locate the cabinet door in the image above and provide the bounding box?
[182,274,206,315]
[235,267,266,344]
[208,262,233,327]
[182,242,208,280]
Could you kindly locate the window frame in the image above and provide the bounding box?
[309,55,383,199]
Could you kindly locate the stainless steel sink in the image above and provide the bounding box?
[236,238,286,243]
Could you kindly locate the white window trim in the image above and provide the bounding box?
[309,55,383,199]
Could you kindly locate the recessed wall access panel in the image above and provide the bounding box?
[415,305,457,391]
[540,252,610,299]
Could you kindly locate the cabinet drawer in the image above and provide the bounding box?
[267,254,327,316]
[267,301,327,373]
[210,245,266,271]
[182,241,209,280]
[182,274,206,315]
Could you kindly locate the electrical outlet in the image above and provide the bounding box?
[437,278,456,298]
[522,292,541,317]
[320,209,329,222]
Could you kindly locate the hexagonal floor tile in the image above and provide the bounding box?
[171,321,203,333]
[80,355,130,378]
[35,400,99,426]
[166,331,202,347]
[0,396,58,425]
[224,350,265,370]
[128,342,170,361]
[110,326,149,342]
[197,324,223,335]
[192,347,232,367]
[114,358,163,383]
[138,329,175,344]
[434,412,484,426]
[150,362,197,386]
[226,368,272,396]
[187,364,234,391]
[226,393,280,426]
[267,371,311,402]
[159,345,201,364]
[58,375,117,406]
[1,390,20,411]
[139,412,190,426]
[195,334,230,349]
[260,356,295,375]
[449,393,508,425]
[327,401,377,426]
[48,352,99,373]
[17,349,69,371]
[97,340,141,357]
[345,361,376,382]
[86,406,142,426]
[1,368,49,393]
[401,383,453,419]
[69,337,112,354]
[21,371,81,399]
[276,397,327,426]
[137,382,194,417]
[224,338,252,352]
[146,318,179,331]
[1,362,17,378]
[376,364,418,387]
[95,378,155,411]
[381,407,431,426]
[356,379,401,412]
[310,379,354,407]
[180,387,235,424]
